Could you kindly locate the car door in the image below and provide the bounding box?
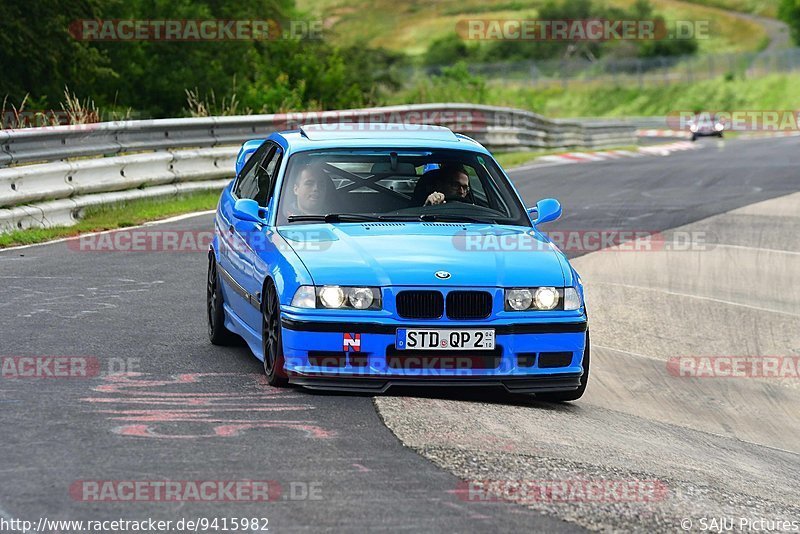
[228,142,283,332]
[218,142,273,327]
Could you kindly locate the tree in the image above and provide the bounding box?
[779,0,800,45]
[1,0,405,118]
[423,34,471,66]
[0,0,114,107]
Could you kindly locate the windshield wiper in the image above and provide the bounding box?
[288,213,498,224]
[287,213,384,223]
[420,214,496,224]
[379,214,496,224]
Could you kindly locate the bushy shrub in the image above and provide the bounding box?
[424,0,698,66]
[779,0,800,45]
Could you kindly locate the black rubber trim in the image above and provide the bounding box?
[289,373,582,394]
[281,318,587,334]
[218,264,260,309]
[500,322,588,334]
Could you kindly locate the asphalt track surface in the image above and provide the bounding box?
[378,140,800,529]
[0,135,798,532]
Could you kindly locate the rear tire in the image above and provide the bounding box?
[536,331,590,402]
[262,281,289,387]
[207,253,238,346]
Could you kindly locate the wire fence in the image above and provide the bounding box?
[422,47,800,88]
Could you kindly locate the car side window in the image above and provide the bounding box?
[234,143,273,201]
[254,146,283,207]
[235,164,260,201]
[464,165,489,207]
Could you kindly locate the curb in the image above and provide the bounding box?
[532,141,700,166]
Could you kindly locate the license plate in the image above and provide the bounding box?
[395,329,495,351]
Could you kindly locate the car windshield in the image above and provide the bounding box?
[277,148,530,227]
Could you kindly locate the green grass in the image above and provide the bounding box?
[495,146,639,168]
[392,72,800,117]
[679,0,778,17]
[0,190,221,248]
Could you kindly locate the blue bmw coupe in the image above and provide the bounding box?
[208,123,589,400]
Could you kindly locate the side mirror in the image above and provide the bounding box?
[235,140,264,176]
[529,198,562,225]
[233,199,268,225]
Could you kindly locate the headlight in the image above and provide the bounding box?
[533,287,559,310]
[291,285,316,308]
[690,124,698,132]
[506,289,533,311]
[290,285,381,310]
[319,286,346,308]
[714,122,724,131]
[563,287,582,310]
[505,287,582,311]
[347,287,374,310]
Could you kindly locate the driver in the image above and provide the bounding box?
[284,163,334,217]
[424,164,470,206]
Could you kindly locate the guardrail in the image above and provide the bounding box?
[0,103,636,233]
[569,116,694,139]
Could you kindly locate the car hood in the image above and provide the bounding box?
[278,223,566,287]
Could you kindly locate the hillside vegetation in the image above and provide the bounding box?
[390,67,800,117]
[298,0,774,55]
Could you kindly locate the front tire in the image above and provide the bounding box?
[536,331,590,402]
[207,253,238,346]
[262,281,289,387]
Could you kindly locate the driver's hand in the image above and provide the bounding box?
[425,191,446,205]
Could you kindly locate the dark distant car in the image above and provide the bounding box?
[687,114,725,141]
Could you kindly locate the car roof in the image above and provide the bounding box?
[266,123,490,156]
[299,123,459,142]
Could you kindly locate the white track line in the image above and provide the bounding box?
[510,160,578,171]
[513,141,703,169]
[594,344,664,363]
[652,242,800,256]
[712,243,800,256]
[597,281,800,318]
[0,210,215,253]
[565,152,606,161]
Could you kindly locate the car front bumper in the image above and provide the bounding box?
[280,314,588,392]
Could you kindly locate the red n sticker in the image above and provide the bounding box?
[343,333,361,352]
